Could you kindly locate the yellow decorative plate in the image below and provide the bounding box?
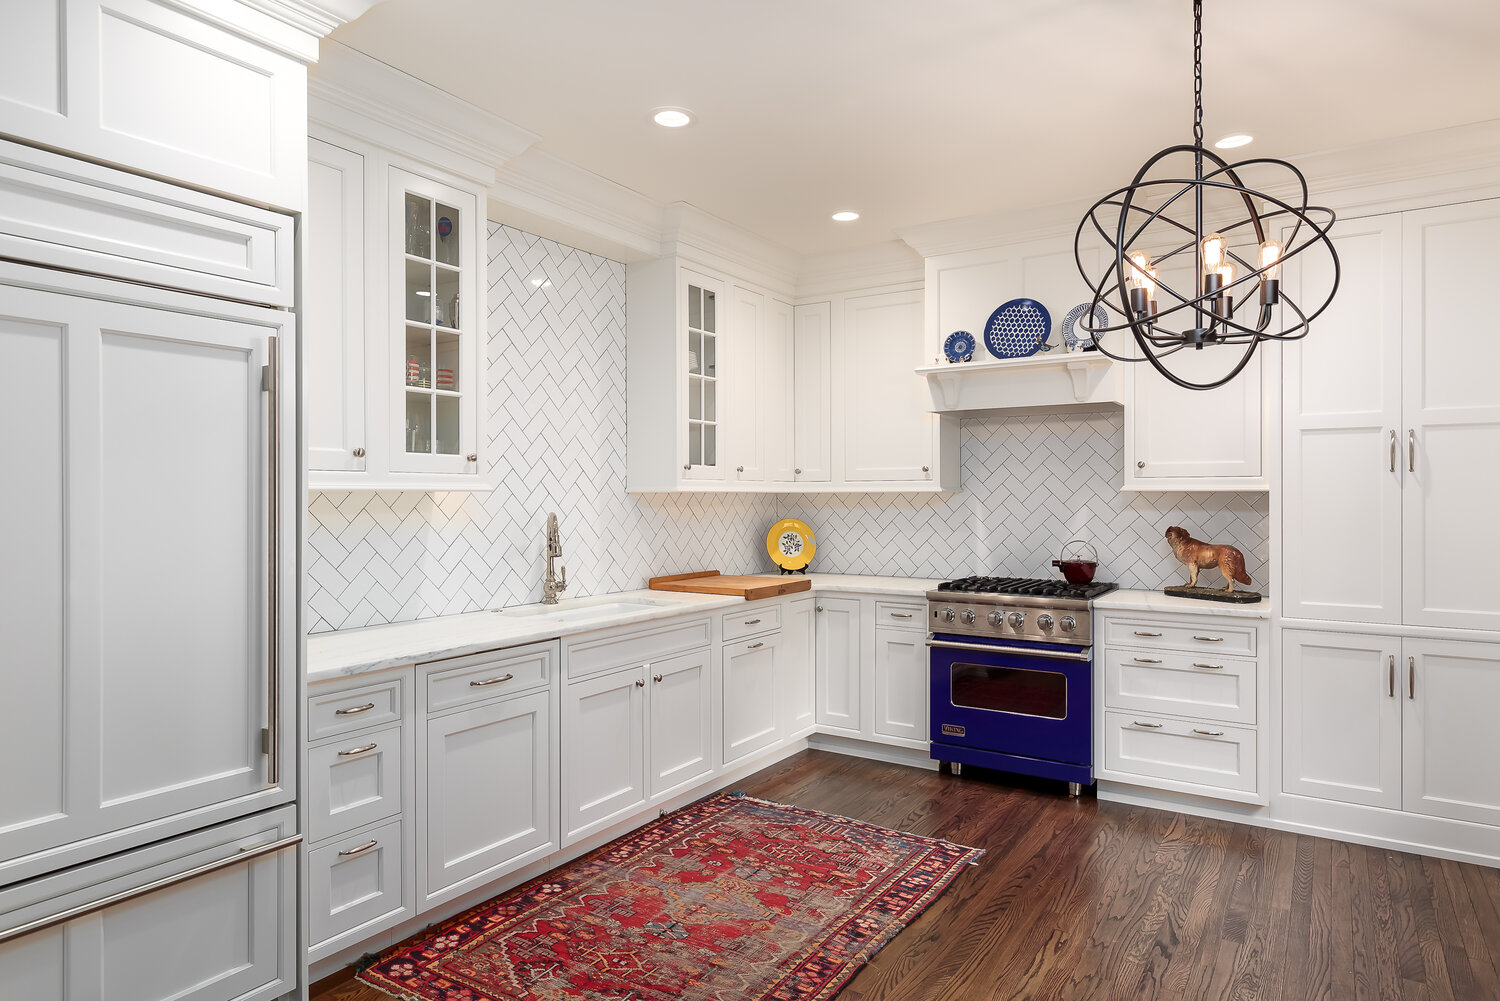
[766,518,816,571]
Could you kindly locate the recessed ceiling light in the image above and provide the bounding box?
[831,211,860,222]
[652,107,694,128]
[1214,133,1254,149]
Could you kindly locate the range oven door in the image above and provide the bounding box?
[927,634,1092,770]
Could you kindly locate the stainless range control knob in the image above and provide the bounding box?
[1036,613,1055,630]
[939,607,957,623]
[959,609,977,625]
[988,609,1006,628]
[1007,611,1026,629]
[1059,615,1078,633]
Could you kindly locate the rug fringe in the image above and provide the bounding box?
[728,791,985,862]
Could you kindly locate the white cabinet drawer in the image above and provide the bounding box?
[307,818,408,958]
[722,603,781,642]
[308,678,405,742]
[1101,710,1258,796]
[307,725,402,845]
[565,617,711,681]
[1103,617,1257,657]
[1103,648,1257,725]
[0,139,293,305]
[425,641,555,713]
[875,600,925,629]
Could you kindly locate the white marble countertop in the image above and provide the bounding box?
[1093,587,1272,620]
[305,574,944,683]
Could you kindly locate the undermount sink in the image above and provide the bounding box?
[492,596,679,623]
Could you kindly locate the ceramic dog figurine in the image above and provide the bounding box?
[1165,526,1252,593]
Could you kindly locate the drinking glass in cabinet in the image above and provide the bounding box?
[435,204,461,266]
[434,334,460,391]
[405,259,431,323]
[405,194,431,258]
[406,327,431,387]
[405,393,432,453]
[434,269,460,329]
[435,396,459,454]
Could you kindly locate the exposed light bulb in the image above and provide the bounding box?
[1141,267,1159,298]
[1258,239,1284,281]
[1127,251,1153,291]
[1217,262,1237,285]
[1201,232,1228,274]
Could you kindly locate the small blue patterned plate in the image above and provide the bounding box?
[944,330,976,363]
[983,299,1052,359]
[1062,302,1109,351]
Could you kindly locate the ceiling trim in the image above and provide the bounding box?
[232,0,386,41]
[488,150,662,262]
[310,42,539,186]
[660,203,801,297]
[795,241,924,300]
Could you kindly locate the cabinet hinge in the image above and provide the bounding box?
[260,727,272,755]
[260,364,271,392]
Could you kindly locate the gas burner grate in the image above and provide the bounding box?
[936,576,1119,601]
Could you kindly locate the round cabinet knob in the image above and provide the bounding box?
[794,468,802,475]
[940,607,957,623]
[1007,611,1026,629]
[1036,613,1055,630]
[352,446,365,458]
[467,453,478,462]
[736,465,744,473]
[683,464,691,471]
[988,609,1006,627]
[1137,460,1146,469]
[1059,615,1078,633]
[922,465,930,473]
[959,609,977,625]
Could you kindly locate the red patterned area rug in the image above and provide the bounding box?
[360,791,982,1001]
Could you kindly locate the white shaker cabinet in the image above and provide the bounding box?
[843,288,942,483]
[781,597,818,737]
[873,625,929,746]
[727,285,766,483]
[1124,347,1265,489]
[648,649,714,799]
[0,275,297,886]
[763,296,797,482]
[792,301,833,483]
[562,667,648,844]
[722,635,782,764]
[1401,638,1500,828]
[815,597,864,733]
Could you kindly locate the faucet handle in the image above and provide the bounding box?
[559,564,567,588]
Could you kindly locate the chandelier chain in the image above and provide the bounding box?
[1192,0,1203,148]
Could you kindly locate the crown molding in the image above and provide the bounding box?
[309,42,539,186]
[795,241,923,300]
[487,149,662,263]
[661,203,801,297]
[232,0,385,41]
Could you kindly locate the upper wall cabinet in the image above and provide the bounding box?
[627,258,956,492]
[0,0,313,211]
[304,133,489,491]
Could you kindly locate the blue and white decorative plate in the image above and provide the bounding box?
[944,330,976,363]
[983,298,1052,359]
[1062,302,1108,351]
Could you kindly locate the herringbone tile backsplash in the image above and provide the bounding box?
[304,224,1268,633]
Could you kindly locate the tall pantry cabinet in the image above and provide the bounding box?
[1280,198,1500,834]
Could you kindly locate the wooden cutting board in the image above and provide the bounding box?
[649,571,812,601]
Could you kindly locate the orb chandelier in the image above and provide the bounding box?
[1074,0,1340,391]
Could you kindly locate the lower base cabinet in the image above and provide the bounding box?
[649,649,713,799]
[780,597,817,736]
[873,626,928,745]
[422,690,555,906]
[308,819,406,951]
[562,666,648,844]
[723,635,782,764]
[815,597,863,732]
[1283,629,1500,827]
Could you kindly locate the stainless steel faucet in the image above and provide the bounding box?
[542,512,568,604]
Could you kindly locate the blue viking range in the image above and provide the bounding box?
[927,577,1118,796]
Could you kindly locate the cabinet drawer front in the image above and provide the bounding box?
[0,140,293,305]
[1101,710,1258,795]
[308,678,405,742]
[1103,649,1258,725]
[308,725,402,844]
[307,818,408,956]
[1103,617,1257,657]
[425,641,555,713]
[565,617,712,681]
[722,604,781,642]
[875,600,926,629]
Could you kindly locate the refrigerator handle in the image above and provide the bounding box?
[264,334,280,788]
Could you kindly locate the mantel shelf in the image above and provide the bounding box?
[916,351,1118,412]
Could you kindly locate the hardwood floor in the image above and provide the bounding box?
[311,750,1500,1001]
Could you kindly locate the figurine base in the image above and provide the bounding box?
[1164,585,1265,605]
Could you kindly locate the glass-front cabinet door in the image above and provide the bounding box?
[681,270,724,480]
[389,167,479,476]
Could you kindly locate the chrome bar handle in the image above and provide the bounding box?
[890,612,914,619]
[1388,654,1395,698]
[1389,429,1397,472]
[926,639,1091,662]
[1193,728,1225,737]
[747,641,765,650]
[1133,657,1162,664]
[1193,663,1224,670]
[1133,631,1163,638]
[0,834,301,945]
[469,673,514,688]
[337,742,378,757]
[1193,635,1224,643]
[1409,655,1415,700]
[1132,720,1164,729]
[1408,429,1415,473]
[335,702,375,716]
[265,334,280,788]
[338,839,379,858]
[745,618,761,625]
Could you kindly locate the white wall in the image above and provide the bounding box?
[304,224,1268,633]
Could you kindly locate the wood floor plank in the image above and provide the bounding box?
[309,751,1500,1001]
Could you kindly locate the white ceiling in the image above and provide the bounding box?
[331,0,1500,257]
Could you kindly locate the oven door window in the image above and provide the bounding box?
[951,661,1068,719]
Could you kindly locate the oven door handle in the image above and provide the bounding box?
[926,639,1091,662]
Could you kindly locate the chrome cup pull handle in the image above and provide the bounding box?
[337,742,378,757]
[335,702,375,716]
[469,673,514,688]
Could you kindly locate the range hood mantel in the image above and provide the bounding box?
[917,353,1118,413]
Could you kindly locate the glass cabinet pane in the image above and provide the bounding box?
[434,204,460,266]
[405,259,431,323]
[405,194,431,258]
[434,269,459,330]
[405,392,432,454]
[688,423,702,466]
[689,329,701,375]
[405,327,431,387]
[702,424,716,466]
[688,285,702,329]
[703,288,716,332]
[702,333,716,376]
[435,395,459,454]
[434,334,459,392]
[703,378,716,421]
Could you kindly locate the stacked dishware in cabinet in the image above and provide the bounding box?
[1094,609,1271,804]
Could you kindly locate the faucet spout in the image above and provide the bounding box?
[543,512,568,604]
